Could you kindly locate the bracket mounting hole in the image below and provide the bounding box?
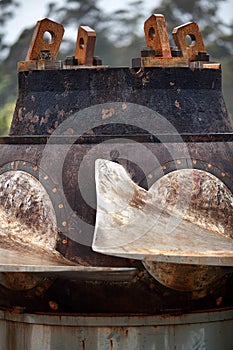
[79,37,85,49]
[185,34,196,47]
[43,31,54,44]
[149,27,156,40]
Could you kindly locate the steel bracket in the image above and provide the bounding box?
[132,14,220,69]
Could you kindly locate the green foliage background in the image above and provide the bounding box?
[0,0,232,135]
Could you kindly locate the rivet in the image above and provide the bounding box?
[176,160,181,164]
[193,159,197,165]
[33,166,38,172]
[62,221,67,227]
[221,172,225,177]
[208,164,212,168]
[58,203,64,209]
[52,188,57,193]
[44,175,48,180]
[148,173,153,179]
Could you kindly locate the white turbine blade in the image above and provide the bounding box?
[93,159,233,266]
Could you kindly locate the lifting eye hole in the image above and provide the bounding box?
[149,27,156,40]
[79,37,85,49]
[185,34,196,47]
[43,31,54,44]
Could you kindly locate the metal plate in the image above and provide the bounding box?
[0,248,136,281]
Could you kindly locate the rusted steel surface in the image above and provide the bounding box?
[10,68,231,135]
[144,14,172,58]
[75,26,96,65]
[172,22,206,61]
[132,14,215,69]
[25,18,64,61]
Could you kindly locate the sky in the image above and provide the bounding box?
[4,0,233,46]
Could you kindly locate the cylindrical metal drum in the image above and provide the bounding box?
[1,309,233,350]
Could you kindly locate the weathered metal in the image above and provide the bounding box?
[25,18,64,61]
[0,14,232,348]
[75,26,96,65]
[17,18,64,73]
[172,21,206,61]
[1,309,233,350]
[133,14,216,69]
[93,160,233,265]
[144,14,172,58]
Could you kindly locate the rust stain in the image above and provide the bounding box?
[32,115,39,123]
[128,187,147,209]
[216,296,223,307]
[82,339,86,350]
[18,107,23,121]
[101,108,115,120]
[49,300,59,310]
[174,100,181,109]
[1,272,42,291]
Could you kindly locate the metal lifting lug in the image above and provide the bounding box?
[18,19,102,72]
[18,18,64,72]
[132,14,220,69]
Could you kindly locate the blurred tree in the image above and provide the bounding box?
[0,0,19,59]
[0,28,33,115]
[0,101,14,134]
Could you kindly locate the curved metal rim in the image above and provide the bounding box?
[1,308,233,327]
